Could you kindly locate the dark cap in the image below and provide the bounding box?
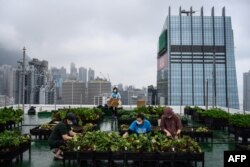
[66,112,77,124]
[163,107,174,118]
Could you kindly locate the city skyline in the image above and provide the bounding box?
[0,0,249,106]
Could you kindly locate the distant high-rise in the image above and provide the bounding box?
[39,85,54,104]
[62,80,86,104]
[87,78,111,104]
[147,85,157,105]
[79,67,87,84]
[0,65,15,98]
[243,71,250,111]
[15,58,49,104]
[88,68,95,82]
[157,7,239,108]
[69,62,77,80]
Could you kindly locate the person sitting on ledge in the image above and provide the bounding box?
[48,112,78,160]
[160,107,182,139]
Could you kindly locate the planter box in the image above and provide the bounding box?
[30,126,52,140]
[78,151,94,160]
[235,144,250,151]
[192,112,205,123]
[181,128,213,142]
[94,151,111,160]
[0,141,31,163]
[234,126,250,143]
[184,108,194,116]
[63,151,77,161]
[204,117,228,130]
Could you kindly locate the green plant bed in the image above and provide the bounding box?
[62,131,202,154]
[52,107,103,125]
[37,111,52,117]
[200,108,230,120]
[0,107,23,130]
[0,131,31,164]
[181,127,213,142]
[229,114,250,128]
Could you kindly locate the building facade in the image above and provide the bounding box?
[157,7,239,108]
[87,78,111,104]
[62,80,86,104]
[243,71,250,111]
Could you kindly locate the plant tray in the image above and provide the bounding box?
[30,126,52,140]
[0,141,31,162]
[181,129,213,142]
[204,117,228,130]
[63,151,78,160]
[235,144,250,151]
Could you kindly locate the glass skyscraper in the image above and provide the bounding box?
[157,7,239,109]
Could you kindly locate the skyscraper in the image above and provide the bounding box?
[15,58,49,104]
[0,65,15,98]
[69,62,77,80]
[79,67,87,84]
[157,7,239,109]
[88,68,95,82]
[243,71,250,111]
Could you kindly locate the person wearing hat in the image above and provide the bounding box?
[126,113,152,135]
[160,107,182,139]
[48,112,78,160]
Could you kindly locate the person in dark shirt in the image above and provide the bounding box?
[48,112,77,159]
[160,107,182,139]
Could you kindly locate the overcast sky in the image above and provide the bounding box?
[0,0,249,105]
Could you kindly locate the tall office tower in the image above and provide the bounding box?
[157,7,239,108]
[60,67,67,81]
[87,78,111,104]
[88,68,95,82]
[0,65,15,98]
[27,59,48,104]
[243,71,250,111]
[79,67,87,83]
[69,62,77,80]
[62,80,86,104]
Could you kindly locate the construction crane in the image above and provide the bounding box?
[100,72,107,81]
[107,74,110,82]
[181,10,196,16]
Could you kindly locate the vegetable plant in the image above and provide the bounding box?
[229,114,250,128]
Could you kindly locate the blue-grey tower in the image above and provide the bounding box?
[157,7,239,109]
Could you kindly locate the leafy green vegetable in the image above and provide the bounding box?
[200,108,230,120]
[62,131,202,153]
[0,131,30,151]
[0,107,23,124]
[229,114,250,128]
